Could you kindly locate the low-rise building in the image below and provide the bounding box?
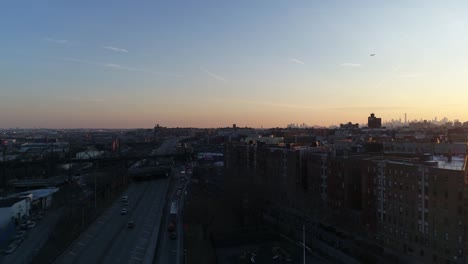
[0,197,30,224]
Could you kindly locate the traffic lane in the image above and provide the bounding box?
[156,169,186,264]
[122,180,166,264]
[72,182,150,264]
[56,183,145,264]
[0,208,63,264]
[154,138,179,155]
[102,179,167,264]
[100,181,159,264]
[175,172,190,264]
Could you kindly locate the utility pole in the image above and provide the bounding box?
[303,224,306,264]
[2,147,6,187]
[94,171,97,209]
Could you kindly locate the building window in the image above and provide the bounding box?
[445,233,449,241]
[445,190,449,199]
[420,249,424,256]
[458,191,463,201]
[458,206,463,215]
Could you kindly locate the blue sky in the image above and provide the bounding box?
[1,1,468,128]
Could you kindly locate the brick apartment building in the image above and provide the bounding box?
[363,155,468,264]
[224,141,468,264]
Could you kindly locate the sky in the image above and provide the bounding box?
[1,0,468,128]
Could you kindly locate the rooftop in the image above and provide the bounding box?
[432,155,466,171]
[371,155,466,171]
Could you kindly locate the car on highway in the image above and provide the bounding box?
[3,243,18,255]
[122,195,128,202]
[169,232,177,240]
[121,208,128,215]
[128,220,135,228]
[167,222,176,232]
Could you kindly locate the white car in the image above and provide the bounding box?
[121,196,128,202]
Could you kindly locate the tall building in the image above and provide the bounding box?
[363,155,468,264]
[368,113,382,129]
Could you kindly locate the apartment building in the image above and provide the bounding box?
[364,155,468,264]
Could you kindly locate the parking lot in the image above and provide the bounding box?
[0,209,63,263]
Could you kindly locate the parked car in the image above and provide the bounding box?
[128,220,135,228]
[13,237,24,245]
[14,230,27,240]
[19,221,31,230]
[122,196,128,202]
[15,230,27,238]
[121,208,128,215]
[26,221,36,229]
[3,243,18,255]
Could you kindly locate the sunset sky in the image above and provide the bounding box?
[1,1,468,128]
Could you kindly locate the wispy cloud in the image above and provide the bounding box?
[221,98,318,110]
[392,65,401,72]
[45,37,68,44]
[62,57,183,77]
[331,106,411,111]
[103,46,128,53]
[63,58,99,66]
[202,68,226,82]
[71,97,105,103]
[340,63,361,67]
[289,58,305,65]
[102,63,143,72]
[398,73,424,78]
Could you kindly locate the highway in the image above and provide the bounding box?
[156,165,189,264]
[55,138,179,264]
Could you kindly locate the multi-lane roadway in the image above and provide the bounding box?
[55,138,179,264]
[156,165,190,264]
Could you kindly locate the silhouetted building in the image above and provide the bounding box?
[368,113,382,129]
[340,122,359,129]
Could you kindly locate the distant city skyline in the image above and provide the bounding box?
[1,1,468,128]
